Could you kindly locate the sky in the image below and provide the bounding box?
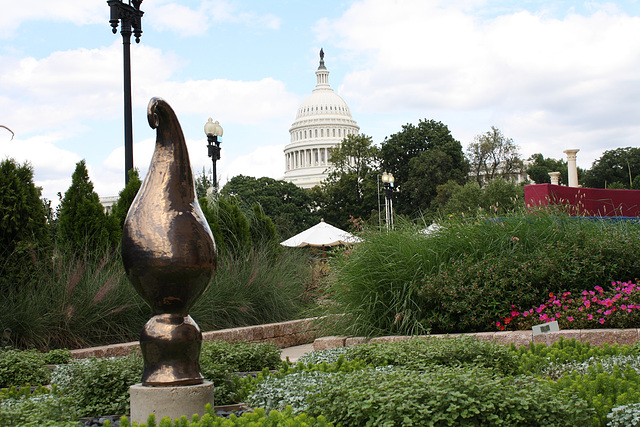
[1,0,640,204]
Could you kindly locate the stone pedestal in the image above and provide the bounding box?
[130,381,215,424]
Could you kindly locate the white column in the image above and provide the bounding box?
[548,171,561,185]
[563,149,580,187]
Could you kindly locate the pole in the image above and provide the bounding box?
[108,0,144,185]
[122,27,133,184]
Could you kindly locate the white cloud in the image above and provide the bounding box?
[0,0,105,39]
[319,0,640,166]
[145,0,281,37]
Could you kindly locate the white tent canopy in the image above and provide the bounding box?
[280,219,361,248]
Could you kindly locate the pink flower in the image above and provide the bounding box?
[584,300,591,308]
[568,316,574,322]
[599,318,606,324]
[587,314,594,320]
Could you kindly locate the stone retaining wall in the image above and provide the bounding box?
[313,328,640,351]
[71,317,320,359]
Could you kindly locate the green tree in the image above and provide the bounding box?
[200,195,252,258]
[525,153,568,185]
[442,178,524,215]
[0,158,51,288]
[220,175,319,239]
[57,160,119,253]
[110,168,142,232]
[318,134,380,229]
[582,147,640,189]
[466,127,523,186]
[195,167,214,200]
[248,203,281,257]
[380,119,467,216]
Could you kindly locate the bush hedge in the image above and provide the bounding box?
[325,212,640,336]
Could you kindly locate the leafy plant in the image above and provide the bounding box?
[553,364,640,426]
[324,211,640,336]
[498,282,640,331]
[305,366,593,426]
[511,337,639,377]
[0,385,77,427]
[51,354,143,416]
[608,403,640,427]
[0,349,50,387]
[344,336,518,375]
[199,340,283,405]
[118,405,333,427]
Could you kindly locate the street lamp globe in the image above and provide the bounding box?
[204,118,223,137]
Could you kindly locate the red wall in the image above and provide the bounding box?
[525,184,640,217]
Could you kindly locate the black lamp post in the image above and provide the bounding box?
[381,171,395,231]
[107,0,144,184]
[204,118,223,190]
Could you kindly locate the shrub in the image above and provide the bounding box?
[0,158,51,293]
[51,354,143,416]
[1,247,148,351]
[511,338,639,377]
[306,366,593,426]
[42,349,72,365]
[326,211,640,336]
[553,363,640,426]
[608,403,640,427]
[57,160,119,253]
[191,247,310,331]
[0,349,50,387]
[244,358,369,413]
[498,282,640,331]
[119,405,333,427]
[0,385,77,427]
[344,336,518,375]
[200,340,283,405]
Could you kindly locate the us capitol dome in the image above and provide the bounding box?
[283,49,360,189]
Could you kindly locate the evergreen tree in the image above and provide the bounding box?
[111,168,142,232]
[57,160,119,253]
[199,195,252,258]
[248,203,282,257]
[0,158,50,288]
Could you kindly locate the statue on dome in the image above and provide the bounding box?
[320,48,324,60]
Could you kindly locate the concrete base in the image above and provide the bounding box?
[130,381,215,424]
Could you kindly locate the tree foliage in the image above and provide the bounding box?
[466,126,523,186]
[380,119,467,216]
[220,175,318,239]
[526,153,568,185]
[0,158,50,288]
[195,167,214,200]
[57,160,119,253]
[110,168,142,232]
[436,178,524,215]
[582,147,640,189]
[318,134,380,229]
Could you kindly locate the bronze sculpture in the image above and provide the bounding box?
[122,97,217,386]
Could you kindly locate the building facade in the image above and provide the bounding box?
[283,50,360,189]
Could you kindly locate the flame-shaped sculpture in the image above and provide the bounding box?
[122,97,217,386]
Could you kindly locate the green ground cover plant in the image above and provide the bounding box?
[324,211,640,336]
[0,385,77,427]
[0,349,52,388]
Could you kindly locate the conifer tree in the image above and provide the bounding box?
[57,160,119,253]
[0,158,50,287]
[111,168,142,232]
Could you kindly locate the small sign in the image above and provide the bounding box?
[532,320,559,336]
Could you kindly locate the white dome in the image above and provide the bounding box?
[283,50,359,189]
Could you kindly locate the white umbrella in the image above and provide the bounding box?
[280,219,361,248]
